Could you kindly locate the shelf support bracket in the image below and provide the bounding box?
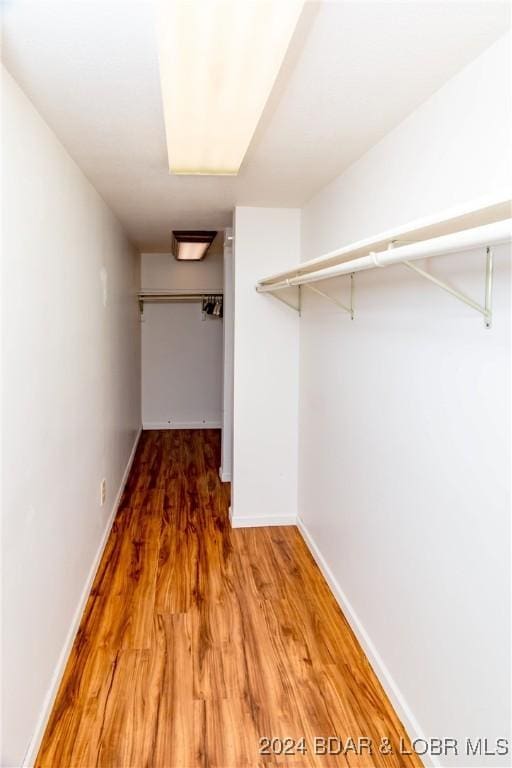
[271,291,300,313]
[304,273,355,319]
[402,246,493,328]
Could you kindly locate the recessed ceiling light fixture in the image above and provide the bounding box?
[172,231,217,261]
[157,0,305,175]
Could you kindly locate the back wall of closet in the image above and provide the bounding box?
[141,248,224,429]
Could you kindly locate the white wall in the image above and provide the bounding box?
[1,67,141,767]
[141,250,223,428]
[302,34,511,260]
[232,207,300,527]
[141,247,223,291]
[299,35,511,767]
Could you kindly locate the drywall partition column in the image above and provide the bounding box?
[220,229,234,482]
[232,208,300,527]
[1,67,141,767]
[298,34,511,767]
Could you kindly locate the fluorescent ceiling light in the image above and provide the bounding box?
[157,0,305,175]
[172,231,217,260]
[176,242,210,260]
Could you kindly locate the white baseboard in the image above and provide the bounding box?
[23,427,142,768]
[219,467,232,482]
[296,516,438,768]
[143,421,222,430]
[231,513,297,528]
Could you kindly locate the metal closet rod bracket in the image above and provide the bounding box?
[304,273,355,319]
[259,278,303,313]
[271,289,301,313]
[260,273,355,319]
[400,245,493,328]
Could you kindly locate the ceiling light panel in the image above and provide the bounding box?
[157,0,305,175]
[176,242,210,260]
[172,231,217,260]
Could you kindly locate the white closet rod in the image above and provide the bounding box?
[256,218,511,293]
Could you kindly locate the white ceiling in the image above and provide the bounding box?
[2,0,509,251]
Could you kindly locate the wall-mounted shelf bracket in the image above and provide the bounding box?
[402,246,493,328]
[304,273,355,319]
[272,290,301,313]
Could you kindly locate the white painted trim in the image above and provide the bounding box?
[219,467,232,482]
[23,427,142,768]
[143,421,222,430]
[296,516,440,768]
[231,513,297,528]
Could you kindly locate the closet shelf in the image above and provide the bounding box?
[255,195,511,328]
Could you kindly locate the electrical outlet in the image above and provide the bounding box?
[100,479,106,506]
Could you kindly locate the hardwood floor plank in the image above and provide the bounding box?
[38,647,118,768]
[36,429,422,768]
[95,649,152,768]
